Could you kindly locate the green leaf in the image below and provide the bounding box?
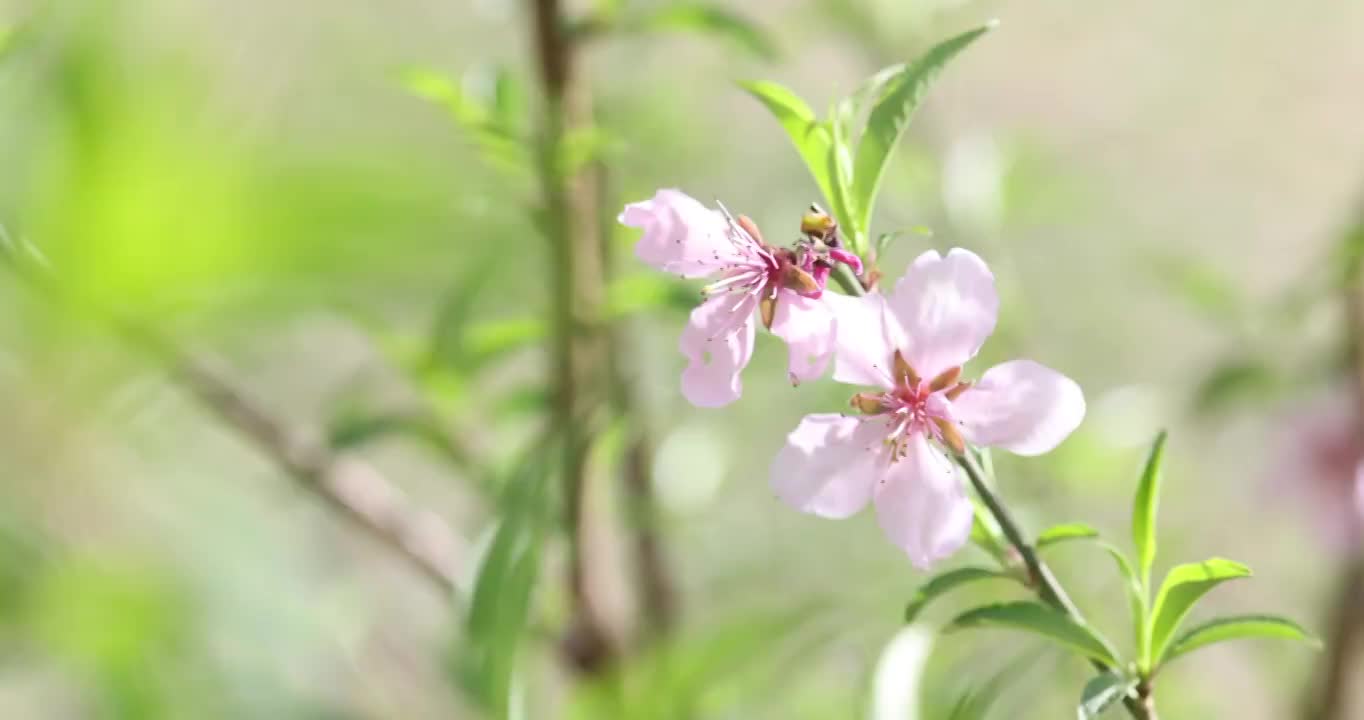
[1192,359,1277,416]
[825,117,860,252]
[1036,523,1100,550]
[1147,558,1252,666]
[1132,430,1168,589]
[904,567,1012,623]
[459,450,552,718]
[1163,614,1320,666]
[463,317,547,369]
[946,602,1121,667]
[1099,543,1147,668]
[1077,671,1136,719]
[399,67,529,175]
[851,24,993,238]
[738,81,834,206]
[641,4,778,59]
[557,125,615,176]
[491,67,526,134]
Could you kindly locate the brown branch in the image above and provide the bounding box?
[528,0,622,673]
[0,235,467,597]
[169,349,468,595]
[1310,203,1364,720]
[1311,553,1364,720]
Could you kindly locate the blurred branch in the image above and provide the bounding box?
[1309,200,1364,720]
[529,0,624,673]
[597,162,678,641]
[0,230,468,597]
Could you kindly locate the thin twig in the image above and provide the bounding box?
[0,235,467,597]
[955,453,1153,720]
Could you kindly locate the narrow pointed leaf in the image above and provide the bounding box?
[1148,558,1251,664]
[1163,614,1320,666]
[946,601,1121,667]
[851,24,993,235]
[1132,430,1168,588]
[826,116,860,251]
[739,81,834,204]
[1098,543,1148,668]
[904,567,1012,623]
[1036,523,1100,550]
[1077,671,1136,719]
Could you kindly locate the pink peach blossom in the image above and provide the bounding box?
[770,249,1085,567]
[619,189,858,407]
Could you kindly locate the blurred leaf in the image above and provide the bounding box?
[1162,614,1320,666]
[430,254,502,371]
[28,558,190,719]
[1132,430,1167,589]
[851,24,993,238]
[639,4,778,60]
[946,601,1121,667]
[558,125,616,177]
[569,601,828,719]
[492,67,526,135]
[1035,523,1100,550]
[465,317,546,369]
[605,272,697,317]
[870,626,933,720]
[1192,359,1277,415]
[458,450,551,717]
[1147,558,1252,666]
[1077,671,1135,719]
[1147,252,1243,325]
[738,81,834,207]
[400,67,529,176]
[904,566,1012,623]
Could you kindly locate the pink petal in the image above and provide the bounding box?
[952,359,1085,456]
[770,414,885,518]
[679,293,757,407]
[825,291,898,390]
[771,290,835,385]
[619,189,743,278]
[873,434,973,568]
[888,248,999,379]
[873,433,973,568]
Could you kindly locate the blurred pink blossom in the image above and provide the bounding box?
[770,249,1085,567]
[1275,390,1364,550]
[619,189,857,407]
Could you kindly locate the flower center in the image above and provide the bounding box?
[848,352,972,458]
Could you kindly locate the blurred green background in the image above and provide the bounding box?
[0,0,1362,718]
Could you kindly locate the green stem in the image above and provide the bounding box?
[832,263,865,296]
[955,452,1153,720]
